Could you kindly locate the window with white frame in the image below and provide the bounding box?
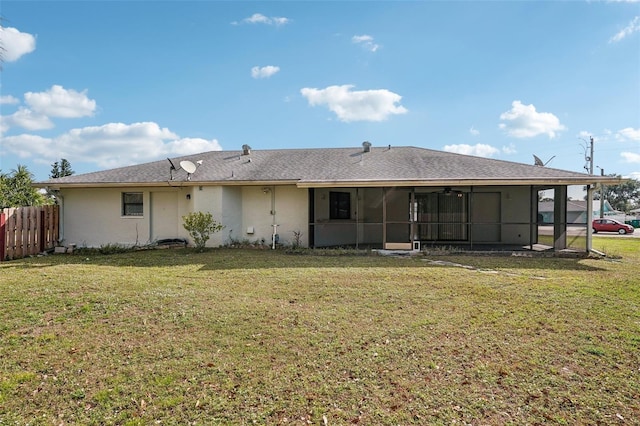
[122,192,143,216]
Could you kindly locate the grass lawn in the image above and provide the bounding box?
[1,239,639,425]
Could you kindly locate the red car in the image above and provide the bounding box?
[592,218,635,234]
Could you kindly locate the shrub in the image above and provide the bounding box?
[182,212,224,252]
[98,243,132,255]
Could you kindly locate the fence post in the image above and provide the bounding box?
[0,211,5,261]
[39,209,46,252]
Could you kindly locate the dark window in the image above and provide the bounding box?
[330,192,350,220]
[122,192,143,216]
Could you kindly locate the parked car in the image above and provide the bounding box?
[592,218,635,234]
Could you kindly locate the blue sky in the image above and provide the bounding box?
[1,0,639,182]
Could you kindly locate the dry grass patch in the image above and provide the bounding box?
[1,240,639,424]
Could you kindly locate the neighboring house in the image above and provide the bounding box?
[538,200,621,224]
[36,144,620,251]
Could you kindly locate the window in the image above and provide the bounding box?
[122,192,143,216]
[329,191,351,220]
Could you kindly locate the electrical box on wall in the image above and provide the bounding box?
[246,227,254,234]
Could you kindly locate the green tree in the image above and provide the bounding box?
[182,211,224,252]
[0,165,46,208]
[50,158,74,178]
[601,176,640,212]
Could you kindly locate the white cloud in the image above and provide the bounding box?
[627,172,640,180]
[0,95,19,105]
[236,13,290,26]
[621,152,640,163]
[24,85,96,118]
[300,84,408,122]
[443,143,500,157]
[4,107,54,131]
[499,100,565,138]
[616,127,640,141]
[609,16,640,43]
[0,26,36,62]
[352,34,380,52]
[502,143,517,154]
[251,65,280,79]
[577,130,594,141]
[1,122,222,169]
[469,126,480,136]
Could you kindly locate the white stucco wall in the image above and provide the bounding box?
[241,185,308,247]
[220,186,242,246]
[60,188,144,247]
[60,184,308,249]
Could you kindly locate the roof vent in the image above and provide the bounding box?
[362,141,372,153]
[242,144,251,155]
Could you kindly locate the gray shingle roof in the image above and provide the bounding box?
[38,146,618,187]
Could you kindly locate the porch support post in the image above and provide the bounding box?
[469,187,473,250]
[410,189,415,248]
[382,188,387,248]
[553,186,567,251]
[586,185,593,253]
[355,188,359,250]
[529,186,537,250]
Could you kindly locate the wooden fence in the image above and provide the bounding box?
[1,205,59,261]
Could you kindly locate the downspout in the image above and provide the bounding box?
[270,186,278,249]
[148,192,153,243]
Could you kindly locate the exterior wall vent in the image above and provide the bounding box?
[242,144,251,155]
[362,141,372,153]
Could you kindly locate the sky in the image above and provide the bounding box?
[1,0,639,183]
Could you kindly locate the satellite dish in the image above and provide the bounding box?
[180,160,197,174]
[533,155,544,166]
[167,158,177,180]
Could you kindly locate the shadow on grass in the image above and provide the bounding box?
[0,247,612,272]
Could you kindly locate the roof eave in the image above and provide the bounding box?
[296,176,623,188]
[35,175,623,190]
[35,179,301,189]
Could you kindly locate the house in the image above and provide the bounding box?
[538,200,622,224]
[36,144,621,252]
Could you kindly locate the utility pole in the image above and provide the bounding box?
[589,136,594,175]
[599,167,605,218]
[589,136,593,175]
[582,136,595,174]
